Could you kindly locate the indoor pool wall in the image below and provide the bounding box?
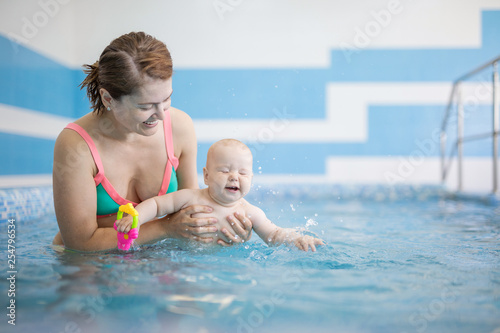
[0,183,446,224]
[0,186,53,223]
[1,182,498,224]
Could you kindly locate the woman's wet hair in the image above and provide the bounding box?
[80,31,173,115]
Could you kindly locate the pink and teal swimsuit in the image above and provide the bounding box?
[64,111,179,217]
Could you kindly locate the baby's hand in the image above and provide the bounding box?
[293,235,325,252]
[115,215,139,233]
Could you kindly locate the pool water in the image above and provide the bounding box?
[1,185,499,333]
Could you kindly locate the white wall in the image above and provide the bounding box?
[2,0,499,68]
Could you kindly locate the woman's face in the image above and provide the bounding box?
[111,76,173,136]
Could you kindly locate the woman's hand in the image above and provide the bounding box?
[217,212,253,246]
[162,205,218,243]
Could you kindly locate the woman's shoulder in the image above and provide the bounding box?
[169,107,196,144]
[55,120,86,147]
[169,107,194,131]
[54,123,96,176]
[54,114,96,159]
[58,113,95,137]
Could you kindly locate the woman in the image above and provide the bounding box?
[52,32,251,251]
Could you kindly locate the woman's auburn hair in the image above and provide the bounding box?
[80,31,173,115]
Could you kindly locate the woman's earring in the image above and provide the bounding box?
[107,106,111,111]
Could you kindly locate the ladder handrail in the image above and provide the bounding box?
[441,55,500,133]
[440,55,500,194]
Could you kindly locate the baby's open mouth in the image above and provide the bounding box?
[225,186,239,192]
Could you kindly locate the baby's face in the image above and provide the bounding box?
[204,145,253,206]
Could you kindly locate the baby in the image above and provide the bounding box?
[116,139,325,251]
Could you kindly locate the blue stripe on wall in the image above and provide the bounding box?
[0,36,87,118]
[173,69,329,119]
[197,105,496,175]
[0,133,54,175]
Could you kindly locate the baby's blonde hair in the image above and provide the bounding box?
[206,139,252,167]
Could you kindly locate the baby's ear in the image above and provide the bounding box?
[203,167,209,185]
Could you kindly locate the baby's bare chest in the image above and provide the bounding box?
[191,200,247,243]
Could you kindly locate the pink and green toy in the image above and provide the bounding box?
[113,203,139,251]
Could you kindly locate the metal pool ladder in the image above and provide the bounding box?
[440,55,500,194]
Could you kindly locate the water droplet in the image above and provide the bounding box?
[290,204,296,212]
[306,218,318,228]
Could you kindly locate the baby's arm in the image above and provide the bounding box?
[248,205,325,252]
[115,189,194,233]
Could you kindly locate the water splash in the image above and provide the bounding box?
[306,218,318,228]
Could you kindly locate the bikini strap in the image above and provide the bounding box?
[163,110,179,169]
[158,110,179,194]
[64,123,105,186]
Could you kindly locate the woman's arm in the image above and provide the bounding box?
[170,107,199,190]
[165,108,219,242]
[53,129,119,251]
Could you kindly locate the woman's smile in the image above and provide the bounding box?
[143,119,159,127]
